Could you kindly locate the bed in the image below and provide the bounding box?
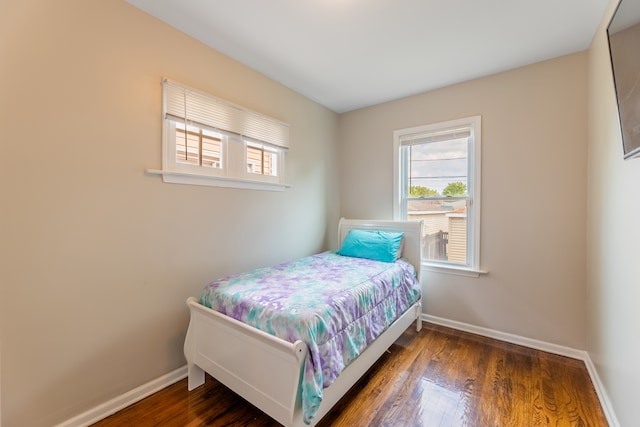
[183,218,423,426]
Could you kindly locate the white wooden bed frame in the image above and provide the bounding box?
[183,218,423,426]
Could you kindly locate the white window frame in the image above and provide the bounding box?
[393,116,485,277]
[147,79,290,191]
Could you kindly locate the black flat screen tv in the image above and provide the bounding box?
[607,0,640,159]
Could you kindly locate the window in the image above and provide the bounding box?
[175,123,222,169]
[393,116,482,275]
[246,142,278,176]
[149,79,290,191]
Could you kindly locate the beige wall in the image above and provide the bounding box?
[587,0,640,425]
[339,52,588,348]
[0,1,339,426]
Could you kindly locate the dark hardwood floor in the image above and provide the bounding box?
[92,323,608,426]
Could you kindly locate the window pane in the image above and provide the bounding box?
[247,145,263,174]
[409,138,468,197]
[264,150,277,176]
[201,130,222,169]
[175,123,222,168]
[176,126,200,165]
[407,199,467,264]
[247,143,278,176]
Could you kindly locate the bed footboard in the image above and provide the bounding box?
[184,297,307,427]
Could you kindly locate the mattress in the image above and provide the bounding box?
[199,251,421,424]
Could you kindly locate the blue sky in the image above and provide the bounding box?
[409,138,468,194]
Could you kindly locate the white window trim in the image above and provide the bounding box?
[148,78,291,191]
[393,115,486,276]
[146,168,291,191]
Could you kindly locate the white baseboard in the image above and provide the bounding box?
[55,366,187,427]
[582,353,621,427]
[423,314,620,427]
[423,314,585,359]
[56,316,622,427]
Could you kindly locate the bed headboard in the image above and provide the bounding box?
[338,218,423,279]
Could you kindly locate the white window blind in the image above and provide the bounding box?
[163,78,289,150]
[398,126,471,147]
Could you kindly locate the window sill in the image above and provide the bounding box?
[421,262,488,278]
[146,169,292,191]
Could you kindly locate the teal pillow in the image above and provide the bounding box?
[337,229,405,263]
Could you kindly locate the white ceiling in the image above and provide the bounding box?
[126,0,610,113]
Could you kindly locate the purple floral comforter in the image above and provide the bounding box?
[199,251,421,424]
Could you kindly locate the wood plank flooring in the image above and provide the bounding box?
[92,323,608,426]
